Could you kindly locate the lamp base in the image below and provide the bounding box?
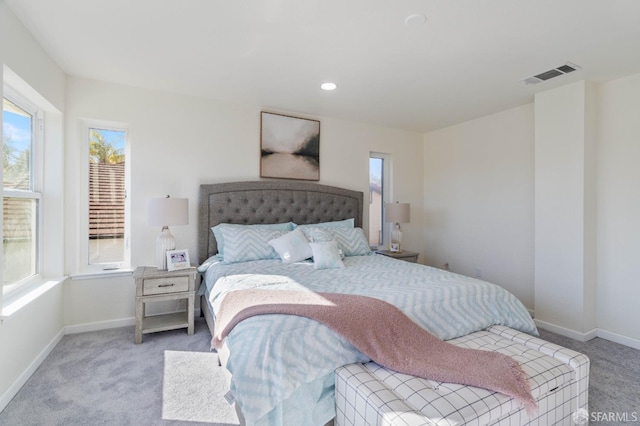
[390,223,403,252]
[156,227,176,270]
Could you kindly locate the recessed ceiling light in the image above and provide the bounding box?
[321,82,337,91]
[405,14,427,27]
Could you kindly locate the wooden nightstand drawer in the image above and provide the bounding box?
[143,276,189,295]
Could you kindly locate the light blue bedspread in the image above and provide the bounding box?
[203,254,537,426]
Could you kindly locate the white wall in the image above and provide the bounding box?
[424,76,640,346]
[534,81,597,335]
[423,104,535,309]
[0,5,64,109]
[63,76,425,326]
[0,2,66,410]
[596,73,640,343]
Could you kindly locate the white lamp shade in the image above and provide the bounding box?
[148,197,189,226]
[385,202,410,224]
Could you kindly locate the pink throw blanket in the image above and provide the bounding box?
[213,289,537,415]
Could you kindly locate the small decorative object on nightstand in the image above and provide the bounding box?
[133,266,197,344]
[376,249,419,263]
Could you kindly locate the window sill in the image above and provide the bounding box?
[70,268,134,281]
[1,276,66,320]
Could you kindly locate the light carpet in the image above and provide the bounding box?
[162,350,238,424]
[0,317,240,426]
[0,316,638,425]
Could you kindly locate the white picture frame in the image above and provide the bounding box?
[166,249,190,271]
[389,242,400,253]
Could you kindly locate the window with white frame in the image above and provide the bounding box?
[2,87,43,293]
[369,152,389,247]
[86,126,129,269]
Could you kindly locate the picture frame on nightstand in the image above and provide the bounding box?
[166,249,190,271]
[389,242,400,252]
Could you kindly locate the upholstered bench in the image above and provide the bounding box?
[335,325,589,426]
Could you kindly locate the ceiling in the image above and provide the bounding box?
[6,0,640,133]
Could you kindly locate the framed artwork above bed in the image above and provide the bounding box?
[260,111,320,181]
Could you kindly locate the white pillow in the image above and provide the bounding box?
[309,240,344,270]
[268,228,313,263]
[219,227,287,263]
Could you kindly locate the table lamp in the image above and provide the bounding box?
[385,202,410,252]
[147,196,189,270]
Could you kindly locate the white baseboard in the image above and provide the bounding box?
[597,328,640,350]
[64,308,201,335]
[0,328,64,413]
[535,319,598,342]
[535,319,640,349]
[64,317,136,335]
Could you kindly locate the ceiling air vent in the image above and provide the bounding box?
[522,62,581,85]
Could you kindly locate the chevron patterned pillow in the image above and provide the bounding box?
[325,228,372,257]
[220,227,287,263]
[211,222,295,257]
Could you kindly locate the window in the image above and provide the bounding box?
[369,153,388,247]
[2,89,43,292]
[87,127,128,267]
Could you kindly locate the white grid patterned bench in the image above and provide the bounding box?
[335,325,589,426]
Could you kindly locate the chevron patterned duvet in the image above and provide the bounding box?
[203,253,538,426]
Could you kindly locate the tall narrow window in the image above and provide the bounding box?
[2,93,42,290]
[369,155,385,247]
[88,128,126,266]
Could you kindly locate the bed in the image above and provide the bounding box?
[197,181,588,426]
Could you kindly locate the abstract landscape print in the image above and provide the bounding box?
[260,112,320,181]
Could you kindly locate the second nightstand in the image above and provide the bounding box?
[132,266,197,344]
[375,250,419,263]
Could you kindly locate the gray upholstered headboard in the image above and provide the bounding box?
[198,181,364,264]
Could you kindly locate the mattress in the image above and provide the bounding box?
[202,254,539,425]
[335,325,590,426]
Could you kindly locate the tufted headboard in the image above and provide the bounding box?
[198,181,364,264]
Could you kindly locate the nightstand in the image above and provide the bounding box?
[133,266,197,344]
[375,250,419,263]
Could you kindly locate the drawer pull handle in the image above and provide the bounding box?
[158,283,175,288]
